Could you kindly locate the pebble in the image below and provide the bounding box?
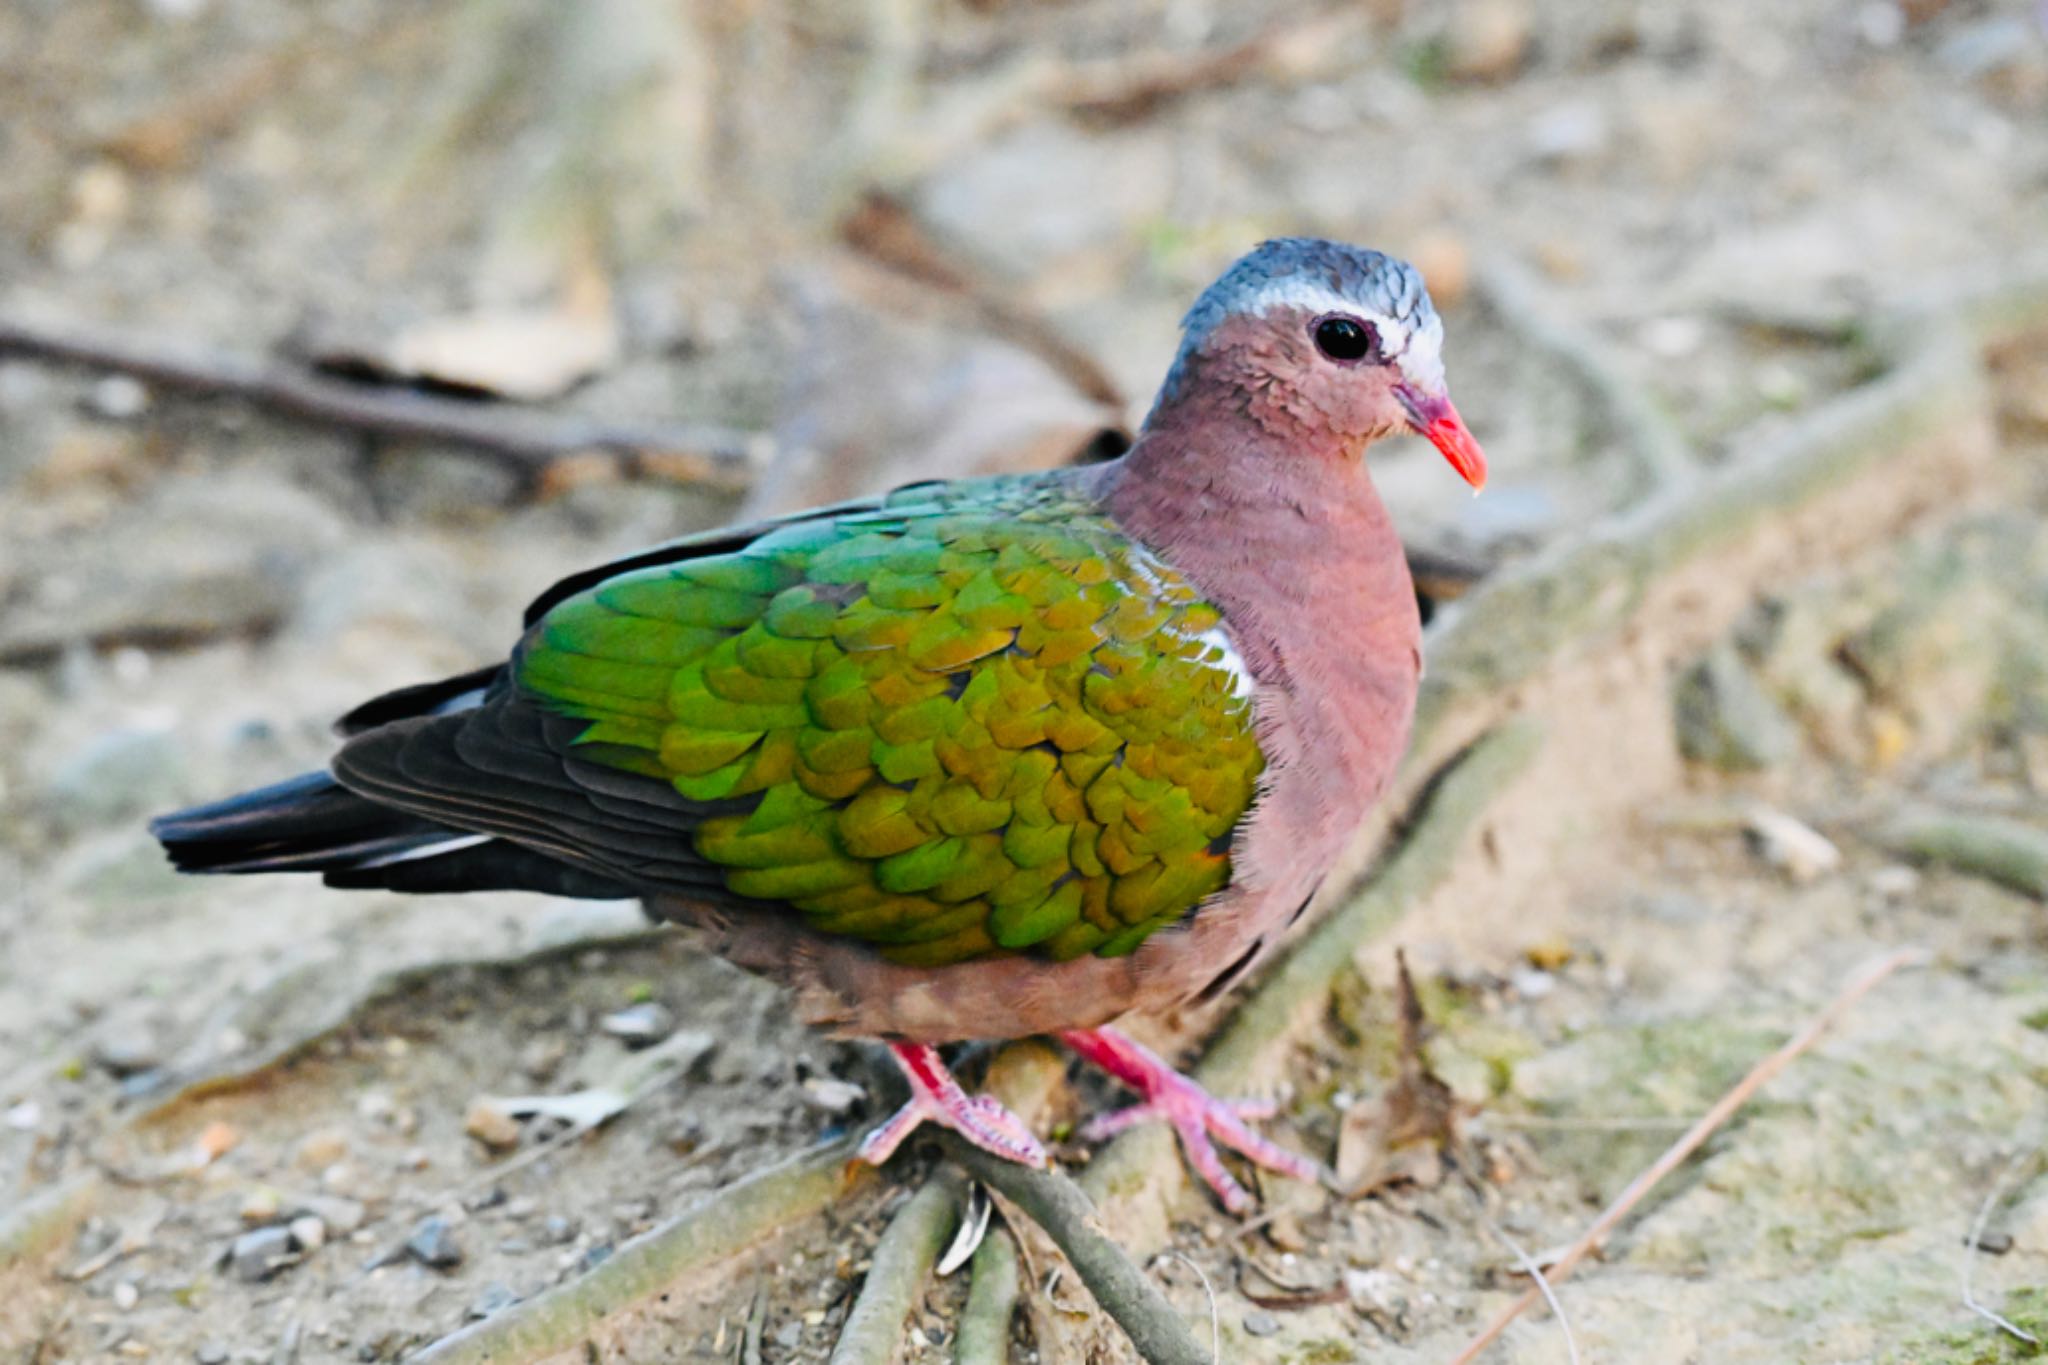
[112,1279,139,1311]
[799,1077,866,1114]
[1868,864,1921,900]
[1445,0,1533,82]
[466,1283,520,1320]
[540,1215,579,1245]
[293,1129,349,1171]
[579,1244,615,1272]
[406,1215,463,1269]
[599,1002,674,1047]
[85,375,151,421]
[1526,100,1610,163]
[1243,1309,1280,1338]
[464,1097,524,1151]
[288,1215,327,1251]
[196,1344,230,1365]
[238,1188,283,1224]
[1743,807,1842,884]
[227,1226,296,1282]
[520,1036,568,1081]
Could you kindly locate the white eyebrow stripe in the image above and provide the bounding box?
[1238,278,1446,389]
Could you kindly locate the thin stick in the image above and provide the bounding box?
[936,1134,1211,1365]
[1446,947,1927,1365]
[828,1173,964,1365]
[1962,1139,2044,1345]
[1151,1252,1220,1365]
[0,315,761,491]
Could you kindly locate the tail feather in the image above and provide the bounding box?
[150,771,453,874]
[151,770,635,898]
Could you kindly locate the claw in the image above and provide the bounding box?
[1061,1027,1321,1214]
[858,1042,1048,1170]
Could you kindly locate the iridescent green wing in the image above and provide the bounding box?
[513,476,1266,966]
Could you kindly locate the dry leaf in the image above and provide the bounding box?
[1333,951,1465,1197]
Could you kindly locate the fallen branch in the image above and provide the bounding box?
[0,315,762,492]
[1961,1137,2046,1346]
[954,1225,1023,1365]
[1446,947,1928,1365]
[409,1139,865,1365]
[936,1133,1211,1365]
[828,1173,966,1365]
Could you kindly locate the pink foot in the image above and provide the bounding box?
[858,1042,1048,1170]
[1060,1026,1321,1214]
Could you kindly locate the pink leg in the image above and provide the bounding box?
[1059,1026,1321,1214]
[858,1042,1048,1170]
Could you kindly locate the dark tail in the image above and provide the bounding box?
[150,771,631,898]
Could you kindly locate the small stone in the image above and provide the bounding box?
[112,1279,139,1311]
[288,1215,327,1251]
[194,1121,240,1165]
[1243,1309,1280,1338]
[464,1098,523,1152]
[406,1215,463,1270]
[1868,864,1921,900]
[519,1036,568,1081]
[294,1130,349,1171]
[540,1215,578,1245]
[1444,0,1532,82]
[6,1100,43,1131]
[799,1077,866,1115]
[466,1282,520,1320]
[1264,1211,1309,1253]
[1674,643,1799,771]
[1526,100,1609,163]
[196,1344,230,1365]
[86,375,151,421]
[239,1188,283,1224]
[773,1320,803,1349]
[1743,806,1842,884]
[578,1243,615,1272]
[599,1002,674,1048]
[227,1226,297,1281]
[1510,967,1557,1000]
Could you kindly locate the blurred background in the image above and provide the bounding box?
[3,1,2048,1361]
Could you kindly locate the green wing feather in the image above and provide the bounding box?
[513,477,1265,966]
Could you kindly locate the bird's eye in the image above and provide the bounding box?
[1313,315,1377,362]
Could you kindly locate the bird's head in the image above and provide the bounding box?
[1156,238,1487,491]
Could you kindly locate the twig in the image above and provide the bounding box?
[936,1134,1211,1365]
[1465,1184,1580,1365]
[840,192,1124,408]
[828,1173,965,1365]
[954,1224,1023,1365]
[1962,1139,2045,1346]
[1151,1252,1220,1365]
[0,315,762,492]
[410,1139,864,1364]
[1445,947,1928,1365]
[741,1286,768,1365]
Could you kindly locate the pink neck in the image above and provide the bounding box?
[1098,388,1422,893]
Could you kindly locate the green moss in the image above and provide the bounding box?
[1891,1288,2048,1363]
[1287,1341,1359,1364]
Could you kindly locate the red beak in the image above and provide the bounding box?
[1395,384,1488,492]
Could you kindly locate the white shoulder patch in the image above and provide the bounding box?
[1198,625,1258,702]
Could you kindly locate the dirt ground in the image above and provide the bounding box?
[4,1,2048,1362]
